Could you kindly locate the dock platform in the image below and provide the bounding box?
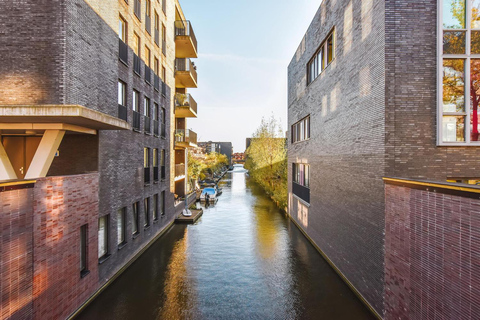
[175,208,203,224]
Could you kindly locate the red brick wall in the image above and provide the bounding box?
[32,173,99,320]
[385,183,480,319]
[0,186,34,320]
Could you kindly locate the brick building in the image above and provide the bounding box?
[288,0,480,318]
[0,0,198,318]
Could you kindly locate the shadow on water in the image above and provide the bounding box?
[77,167,375,320]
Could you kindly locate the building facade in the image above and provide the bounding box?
[0,0,198,318]
[288,0,480,318]
[198,141,233,166]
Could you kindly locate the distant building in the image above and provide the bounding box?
[232,153,245,163]
[198,141,233,165]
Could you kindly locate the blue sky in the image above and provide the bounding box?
[180,0,323,152]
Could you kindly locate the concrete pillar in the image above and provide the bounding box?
[25,130,65,179]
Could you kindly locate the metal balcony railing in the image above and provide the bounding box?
[144,167,150,184]
[118,104,127,121]
[175,58,197,83]
[133,54,141,75]
[175,93,197,115]
[154,74,160,91]
[175,20,197,53]
[144,116,151,134]
[153,120,159,136]
[175,164,185,177]
[145,15,151,34]
[293,182,310,204]
[133,111,141,131]
[134,0,141,20]
[145,66,152,84]
[119,39,128,64]
[175,129,197,145]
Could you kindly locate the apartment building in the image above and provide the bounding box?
[198,141,233,166]
[0,0,198,319]
[288,0,480,318]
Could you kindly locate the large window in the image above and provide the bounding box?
[132,202,139,235]
[293,163,310,188]
[98,215,109,260]
[117,207,127,247]
[440,0,480,144]
[153,194,159,221]
[160,191,165,216]
[119,16,127,42]
[144,197,150,227]
[307,30,335,85]
[292,116,310,143]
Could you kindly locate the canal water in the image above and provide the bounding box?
[78,165,374,320]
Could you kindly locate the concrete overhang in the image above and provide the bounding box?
[0,105,131,133]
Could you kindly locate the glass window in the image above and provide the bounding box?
[160,191,165,216]
[153,194,158,221]
[471,59,480,141]
[153,148,158,167]
[443,59,465,113]
[443,31,466,54]
[144,97,150,117]
[132,202,139,235]
[307,30,334,85]
[443,116,465,141]
[443,0,465,29]
[473,0,480,28]
[145,46,151,67]
[80,224,88,275]
[98,215,108,259]
[133,90,140,112]
[327,34,334,64]
[144,198,150,227]
[117,208,126,246]
[133,33,140,56]
[154,57,159,75]
[119,16,127,42]
[162,66,166,80]
[118,81,126,106]
[154,11,159,30]
[144,147,150,168]
[145,0,151,17]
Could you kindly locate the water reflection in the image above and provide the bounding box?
[78,165,374,320]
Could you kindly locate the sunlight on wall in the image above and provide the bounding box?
[361,0,373,40]
[359,66,372,97]
[343,1,353,55]
[330,84,339,112]
[0,74,46,104]
[322,95,328,118]
[321,4,326,24]
[296,36,306,62]
[297,200,308,228]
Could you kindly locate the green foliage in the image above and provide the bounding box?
[245,116,287,210]
[188,151,228,182]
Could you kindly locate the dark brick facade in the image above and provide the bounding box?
[385,181,480,319]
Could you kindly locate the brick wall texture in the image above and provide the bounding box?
[385,183,480,319]
[288,0,480,316]
[0,187,34,320]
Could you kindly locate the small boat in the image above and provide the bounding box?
[216,187,223,196]
[200,187,217,202]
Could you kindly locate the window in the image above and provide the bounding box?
[144,97,150,117]
[162,23,166,42]
[292,116,310,143]
[118,81,126,106]
[119,16,127,42]
[153,194,159,221]
[133,33,140,56]
[145,0,151,17]
[162,66,166,81]
[160,149,165,179]
[153,103,159,121]
[144,147,150,168]
[153,148,159,181]
[80,224,89,277]
[160,191,165,216]
[161,107,166,138]
[144,198,150,227]
[133,90,140,112]
[293,163,310,188]
[154,11,160,45]
[154,57,159,75]
[307,30,335,85]
[132,202,139,235]
[134,0,141,20]
[440,0,480,144]
[98,215,109,260]
[117,207,127,247]
[145,46,151,67]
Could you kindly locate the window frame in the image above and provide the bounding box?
[80,224,89,278]
[98,215,110,261]
[132,202,140,236]
[118,80,127,106]
[144,197,150,228]
[117,207,127,247]
[306,28,335,86]
[438,0,480,145]
[292,163,310,189]
[291,115,311,144]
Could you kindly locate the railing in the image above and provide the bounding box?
[161,81,167,97]
[153,166,159,182]
[175,93,197,115]
[118,104,127,121]
[175,58,197,83]
[293,182,310,204]
[155,29,159,46]
[153,120,159,136]
[144,116,151,134]
[119,39,128,64]
[154,74,160,91]
[133,111,141,131]
[144,167,150,184]
[134,0,141,19]
[145,15,151,34]
[145,66,152,84]
[175,129,197,145]
[174,20,197,53]
[161,122,166,138]
[133,54,141,75]
[162,39,166,56]
[175,164,185,177]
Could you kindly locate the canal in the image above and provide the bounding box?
[77,165,375,320]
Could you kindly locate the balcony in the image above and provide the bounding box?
[119,39,128,65]
[133,111,141,131]
[175,129,197,148]
[175,93,197,118]
[175,20,198,58]
[175,164,185,179]
[293,182,310,204]
[144,116,151,134]
[145,66,152,84]
[175,58,197,88]
[133,54,141,75]
[118,104,127,121]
